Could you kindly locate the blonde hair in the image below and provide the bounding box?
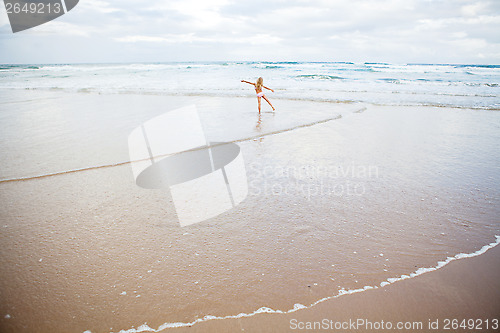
[256,77,263,90]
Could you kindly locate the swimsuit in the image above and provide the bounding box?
[256,92,264,97]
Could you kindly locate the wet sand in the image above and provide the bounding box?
[0,91,499,333]
[169,242,500,333]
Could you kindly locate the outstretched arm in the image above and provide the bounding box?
[263,85,274,92]
[241,80,255,86]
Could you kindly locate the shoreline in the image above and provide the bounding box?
[105,236,500,332]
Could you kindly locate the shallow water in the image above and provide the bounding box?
[0,90,359,181]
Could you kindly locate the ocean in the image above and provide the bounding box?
[1,62,499,109]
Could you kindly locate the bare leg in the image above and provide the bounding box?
[257,97,261,113]
[262,95,275,111]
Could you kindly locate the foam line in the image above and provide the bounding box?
[82,236,499,333]
[0,113,346,184]
[0,161,132,184]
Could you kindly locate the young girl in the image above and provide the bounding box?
[241,77,275,113]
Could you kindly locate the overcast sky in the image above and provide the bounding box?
[0,0,499,64]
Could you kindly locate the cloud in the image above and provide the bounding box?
[0,0,499,63]
[80,0,122,14]
[115,33,281,45]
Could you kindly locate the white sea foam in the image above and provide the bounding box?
[381,235,500,286]
[99,235,499,333]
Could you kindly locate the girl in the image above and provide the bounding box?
[241,77,275,113]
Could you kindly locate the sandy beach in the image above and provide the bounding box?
[2,0,500,325]
[1,0,499,327]
[0,90,499,333]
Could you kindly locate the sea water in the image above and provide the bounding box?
[1,62,499,109]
